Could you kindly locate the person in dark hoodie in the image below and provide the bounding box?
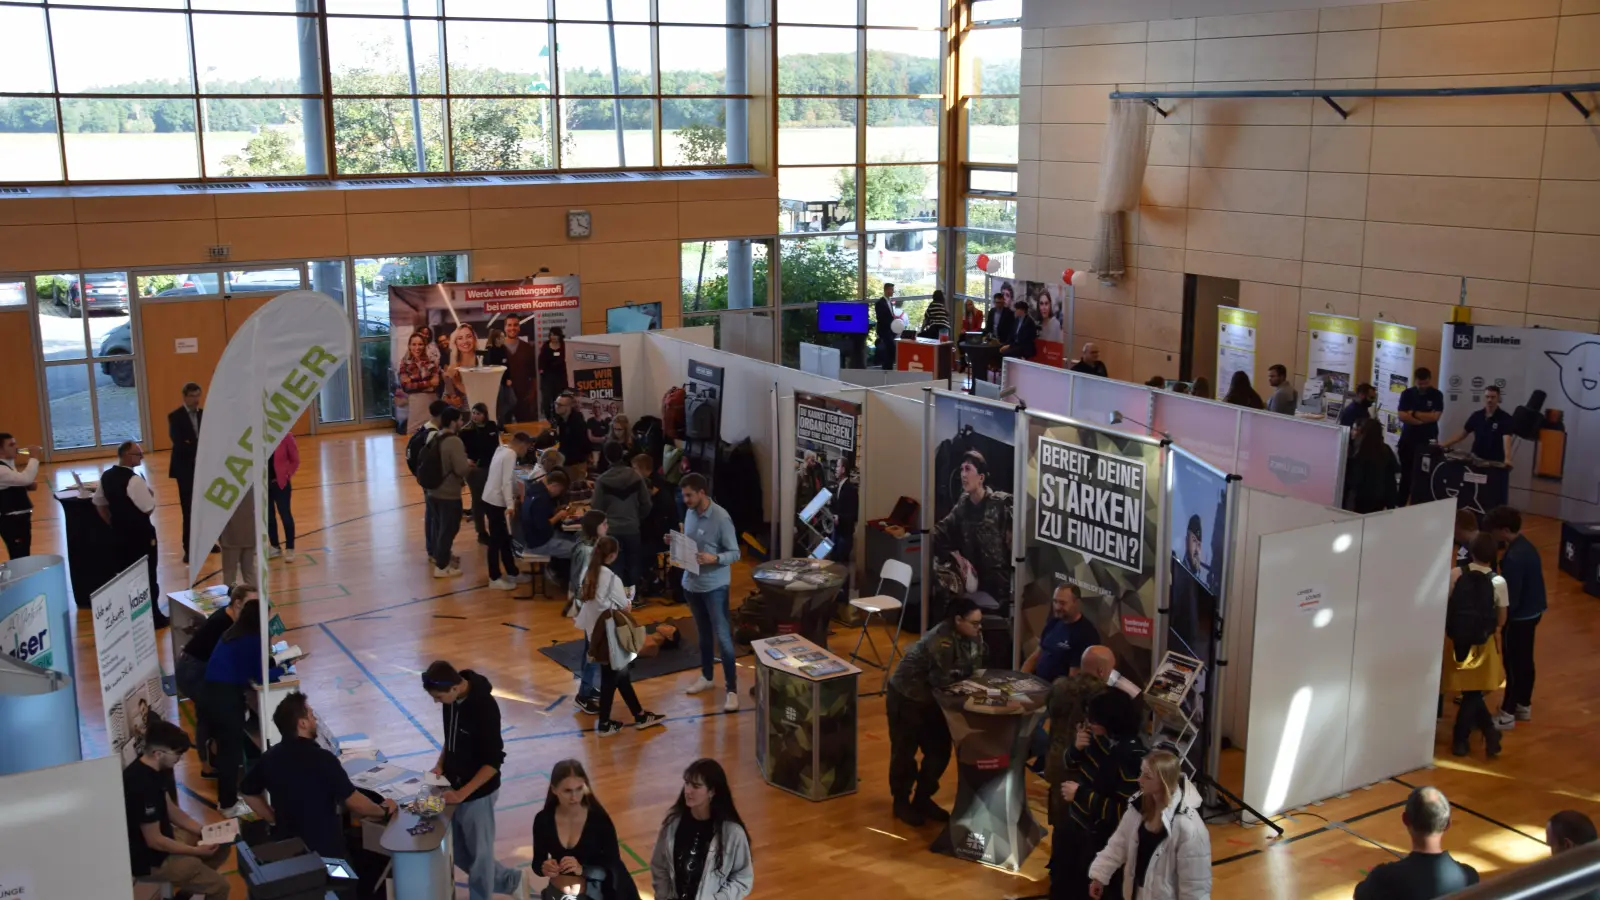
[591,449,654,601]
[422,660,528,900]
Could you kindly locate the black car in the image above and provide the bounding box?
[46,273,129,317]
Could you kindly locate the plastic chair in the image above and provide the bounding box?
[849,559,913,671]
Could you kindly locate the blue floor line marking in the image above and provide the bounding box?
[503,622,529,631]
[502,705,753,744]
[542,695,566,712]
[319,622,440,751]
[282,586,481,633]
[178,782,218,810]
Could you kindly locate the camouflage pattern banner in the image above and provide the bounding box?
[927,392,1017,635]
[1020,413,1163,688]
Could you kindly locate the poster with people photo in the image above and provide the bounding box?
[1021,413,1164,686]
[1165,448,1229,666]
[388,277,581,430]
[91,557,165,766]
[985,275,1066,367]
[793,392,861,560]
[567,341,623,454]
[928,391,1017,638]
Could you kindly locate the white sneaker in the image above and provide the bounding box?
[511,573,533,584]
[432,566,452,579]
[685,675,715,694]
[1492,711,1516,731]
[724,691,740,712]
[265,547,281,560]
[488,577,517,591]
[284,551,296,563]
[219,801,253,819]
[1514,704,1532,722]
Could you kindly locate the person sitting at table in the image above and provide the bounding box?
[520,469,577,583]
[1000,299,1037,361]
[884,597,987,827]
[649,758,754,900]
[1052,689,1148,900]
[1087,748,1212,900]
[241,691,396,862]
[198,599,285,819]
[1441,384,1514,464]
[533,759,640,900]
[123,719,233,900]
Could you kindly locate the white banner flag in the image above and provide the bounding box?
[186,291,352,588]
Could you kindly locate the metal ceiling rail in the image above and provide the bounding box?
[1110,82,1600,120]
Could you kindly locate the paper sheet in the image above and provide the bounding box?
[350,763,407,789]
[669,530,700,574]
[201,819,240,845]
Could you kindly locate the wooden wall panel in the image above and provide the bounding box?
[138,299,227,452]
[0,310,44,449]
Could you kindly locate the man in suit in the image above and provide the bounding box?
[500,315,540,424]
[874,283,898,370]
[1000,300,1037,361]
[167,382,203,563]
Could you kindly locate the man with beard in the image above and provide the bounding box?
[1168,514,1214,659]
[499,315,539,424]
[931,450,1012,611]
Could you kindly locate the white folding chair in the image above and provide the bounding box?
[849,558,913,671]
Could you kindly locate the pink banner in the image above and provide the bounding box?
[1235,411,1346,506]
[1151,393,1240,472]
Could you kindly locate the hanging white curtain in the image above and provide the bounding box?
[1092,98,1155,280]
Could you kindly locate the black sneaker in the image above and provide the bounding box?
[634,711,666,731]
[893,799,925,827]
[573,695,600,715]
[597,720,625,738]
[913,795,951,822]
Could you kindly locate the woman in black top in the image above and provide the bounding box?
[1343,418,1400,514]
[173,584,246,771]
[462,402,503,544]
[1222,371,1265,410]
[650,759,753,900]
[532,759,637,900]
[538,327,570,422]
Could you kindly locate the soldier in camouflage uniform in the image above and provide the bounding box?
[931,450,1014,608]
[885,597,986,826]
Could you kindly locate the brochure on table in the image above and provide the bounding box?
[1371,321,1417,447]
[1216,306,1258,395]
[91,557,164,766]
[1302,313,1361,418]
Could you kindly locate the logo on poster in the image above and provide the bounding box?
[1267,455,1310,485]
[0,595,51,669]
[1546,341,1600,410]
[1121,615,1153,638]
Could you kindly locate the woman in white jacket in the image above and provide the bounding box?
[1088,750,1211,900]
[580,536,666,737]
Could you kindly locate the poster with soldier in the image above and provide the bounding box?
[927,391,1017,638]
[1021,413,1163,687]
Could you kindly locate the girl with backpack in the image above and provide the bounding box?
[1443,532,1508,759]
[582,536,668,737]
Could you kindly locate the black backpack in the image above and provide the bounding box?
[1446,568,1498,650]
[415,433,446,491]
[405,425,434,476]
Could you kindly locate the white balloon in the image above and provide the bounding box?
[890,318,906,334]
[1070,270,1091,288]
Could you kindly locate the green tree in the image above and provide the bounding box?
[678,122,727,166]
[836,164,931,224]
[223,128,305,177]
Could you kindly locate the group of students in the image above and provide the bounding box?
[883,596,1213,900]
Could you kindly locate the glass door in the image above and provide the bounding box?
[34,270,144,453]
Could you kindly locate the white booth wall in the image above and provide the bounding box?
[1238,499,1455,818]
[0,755,135,898]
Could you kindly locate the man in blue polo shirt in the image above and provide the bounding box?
[1397,367,1445,504]
[1442,385,1513,463]
[1024,584,1101,681]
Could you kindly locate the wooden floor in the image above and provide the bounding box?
[33,430,1600,899]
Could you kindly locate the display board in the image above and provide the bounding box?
[1163,449,1233,777]
[389,277,581,425]
[1440,323,1600,512]
[793,393,862,559]
[987,275,1065,366]
[606,301,661,333]
[1371,321,1418,446]
[0,556,80,776]
[926,392,1018,632]
[0,755,138,900]
[1303,313,1361,417]
[1020,413,1163,686]
[567,340,623,451]
[1216,306,1258,394]
[685,359,726,441]
[91,557,165,766]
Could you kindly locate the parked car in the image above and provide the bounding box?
[48,273,129,317]
[98,322,135,387]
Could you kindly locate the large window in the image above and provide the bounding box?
[951,3,1017,305]
[0,1,757,183]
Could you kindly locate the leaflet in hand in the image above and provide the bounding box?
[201,818,240,845]
[669,530,701,575]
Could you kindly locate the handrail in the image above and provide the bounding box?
[1445,839,1600,900]
[1110,82,1600,120]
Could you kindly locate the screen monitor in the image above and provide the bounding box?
[606,302,662,333]
[798,487,833,524]
[817,301,870,334]
[810,538,834,560]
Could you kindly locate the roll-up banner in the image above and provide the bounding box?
[1440,323,1600,509]
[567,341,623,452]
[793,392,861,558]
[1216,306,1258,394]
[1303,312,1361,418]
[1371,321,1418,446]
[685,360,726,441]
[389,277,582,428]
[1022,413,1164,686]
[926,391,1018,639]
[92,557,163,767]
[988,274,1066,367]
[1163,448,1233,777]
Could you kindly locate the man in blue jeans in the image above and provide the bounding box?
[677,472,742,712]
[422,661,529,900]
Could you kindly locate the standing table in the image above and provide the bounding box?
[1410,449,1510,514]
[929,669,1050,871]
[748,559,848,646]
[380,807,455,900]
[52,488,119,608]
[751,635,860,801]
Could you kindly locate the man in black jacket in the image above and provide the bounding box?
[423,661,527,900]
[1354,787,1478,900]
[1001,300,1037,361]
[592,450,653,596]
[167,382,203,563]
[551,392,592,479]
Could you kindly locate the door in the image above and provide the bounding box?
[33,271,145,454]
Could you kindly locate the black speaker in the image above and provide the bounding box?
[1510,389,1546,440]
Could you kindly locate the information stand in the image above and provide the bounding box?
[752,635,860,801]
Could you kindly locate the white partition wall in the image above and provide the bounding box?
[655,324,715,347]
[1151,393,1240,472]
[1244,518,1364,818]
[1343,500,1455,789]
[1002,358,1071,418]
[1222,490,1356,747]
[1070,373,1152,436]
[0,755,135,898]
[863,390,925,525]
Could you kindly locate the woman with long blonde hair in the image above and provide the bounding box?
[1087,749,1211,900]
[443,323,480,407]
